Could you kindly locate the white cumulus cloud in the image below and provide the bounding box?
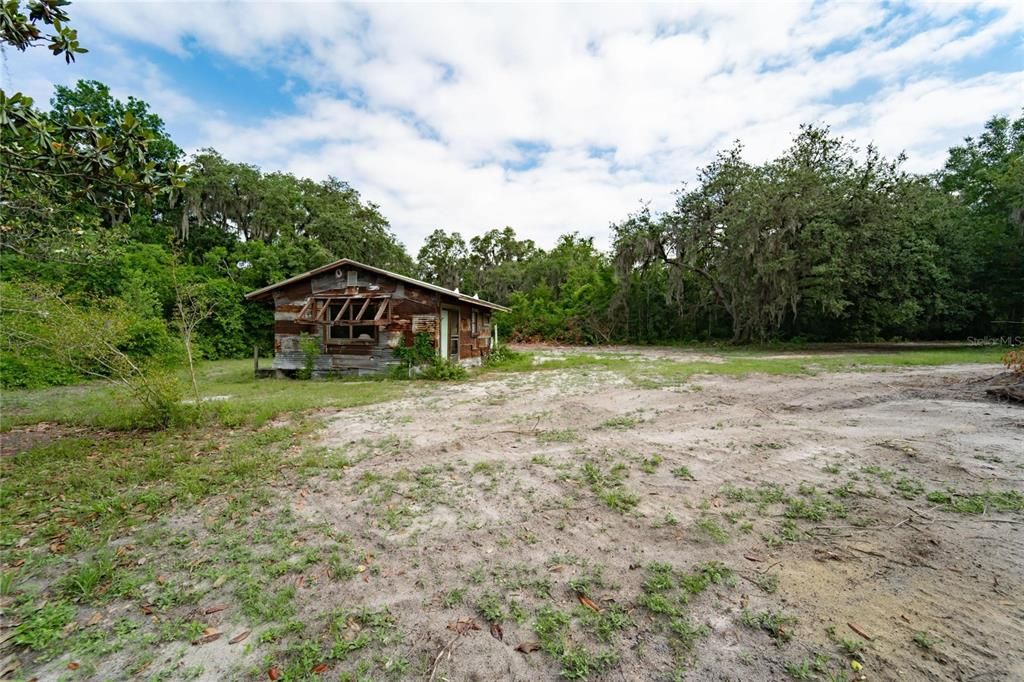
[6,0,1023,251]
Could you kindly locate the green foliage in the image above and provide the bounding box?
[939,113,1024,331]
[417,230,615,343]
[580,461,640,513]
[420,357,467,381]
[695,515,730,543]
[0,351,82,388]
[475,592,503,622]
[1,0,87,62]
[483,343,525,369]
[531,606,617,680]
[913,630,939,650]
[0,87,186,259]
[392,332,437,377]
[297,333,321,380]
[0,281,185,425]
[786,659,814,680]
[417,229,468,290]
[181,150,411,272]
[611,116,1024,342]
[60,553,115,601]
[740,609,798,642]
[925,489,1024,514]
[13,600,77,652]
[671,466,695,481]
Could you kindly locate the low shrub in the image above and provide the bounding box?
[421,357,467,381]
[1003,349,1024,377]
[391,332,438,379]
[484,343,525,368]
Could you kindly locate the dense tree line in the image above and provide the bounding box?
[1,76,413,386]
[2,2,1021,389]
[419,120,1022,344]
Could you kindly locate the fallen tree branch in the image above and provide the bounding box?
[429,633,462,682]
[847,622,873,641]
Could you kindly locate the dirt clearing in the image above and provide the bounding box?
[8,348,1022,681]
[288,355,1024,681]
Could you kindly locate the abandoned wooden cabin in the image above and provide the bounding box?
[245,258,509,377]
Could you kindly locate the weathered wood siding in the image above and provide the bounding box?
[456,301,492,363]
[267,264,492,375]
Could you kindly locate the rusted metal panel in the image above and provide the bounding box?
[454,305,493,360]
[412,314,438,334]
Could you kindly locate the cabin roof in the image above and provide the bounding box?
[244,258,510,312]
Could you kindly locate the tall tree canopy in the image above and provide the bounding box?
[612,122,1021,342]
[180,150,412,274]
[938,114,1024,330]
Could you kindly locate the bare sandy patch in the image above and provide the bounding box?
[281,359,1023,680]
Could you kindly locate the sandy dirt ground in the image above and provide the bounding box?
[270,352,1023,681]
[17,350,1022,682]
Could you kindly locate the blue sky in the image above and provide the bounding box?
[5,1,1023,251]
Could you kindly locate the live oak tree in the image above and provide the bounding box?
[612,124,1014,343]
[417,229,469,290]
[179,150,412,271]
[938,113,1024,330]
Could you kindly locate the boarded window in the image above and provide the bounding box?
[327,301,379,343]
[412,315,438,334]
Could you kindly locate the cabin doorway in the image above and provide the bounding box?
[440,308,459,362]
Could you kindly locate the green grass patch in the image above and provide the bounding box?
[637,561,725,666]
[740,609,798,642]
[0,421,318,550]
[485,345,1004,388]
[694,515,730,543]
[671,465,696,480]
[925,489,1024,514]
[532,606,618,680]
[536,429,580,443]
[913,630,939,650]
[600,415,640,430]
[579,461,639,513]
[640,455,663,473]
[12,600,77,654]
[1,358,406,431]
[784,496,846,522]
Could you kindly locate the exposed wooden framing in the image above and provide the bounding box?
[295,295,395,326]
[295,297,314,323]
[315,300,331,322]
[331,298,352,323]
[355,298,371,321]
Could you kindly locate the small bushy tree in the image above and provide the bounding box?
[0,281,184,425]
[297,333,320,380]
[392,332,436,378]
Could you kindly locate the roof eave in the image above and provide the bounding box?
[243,258,510,312]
